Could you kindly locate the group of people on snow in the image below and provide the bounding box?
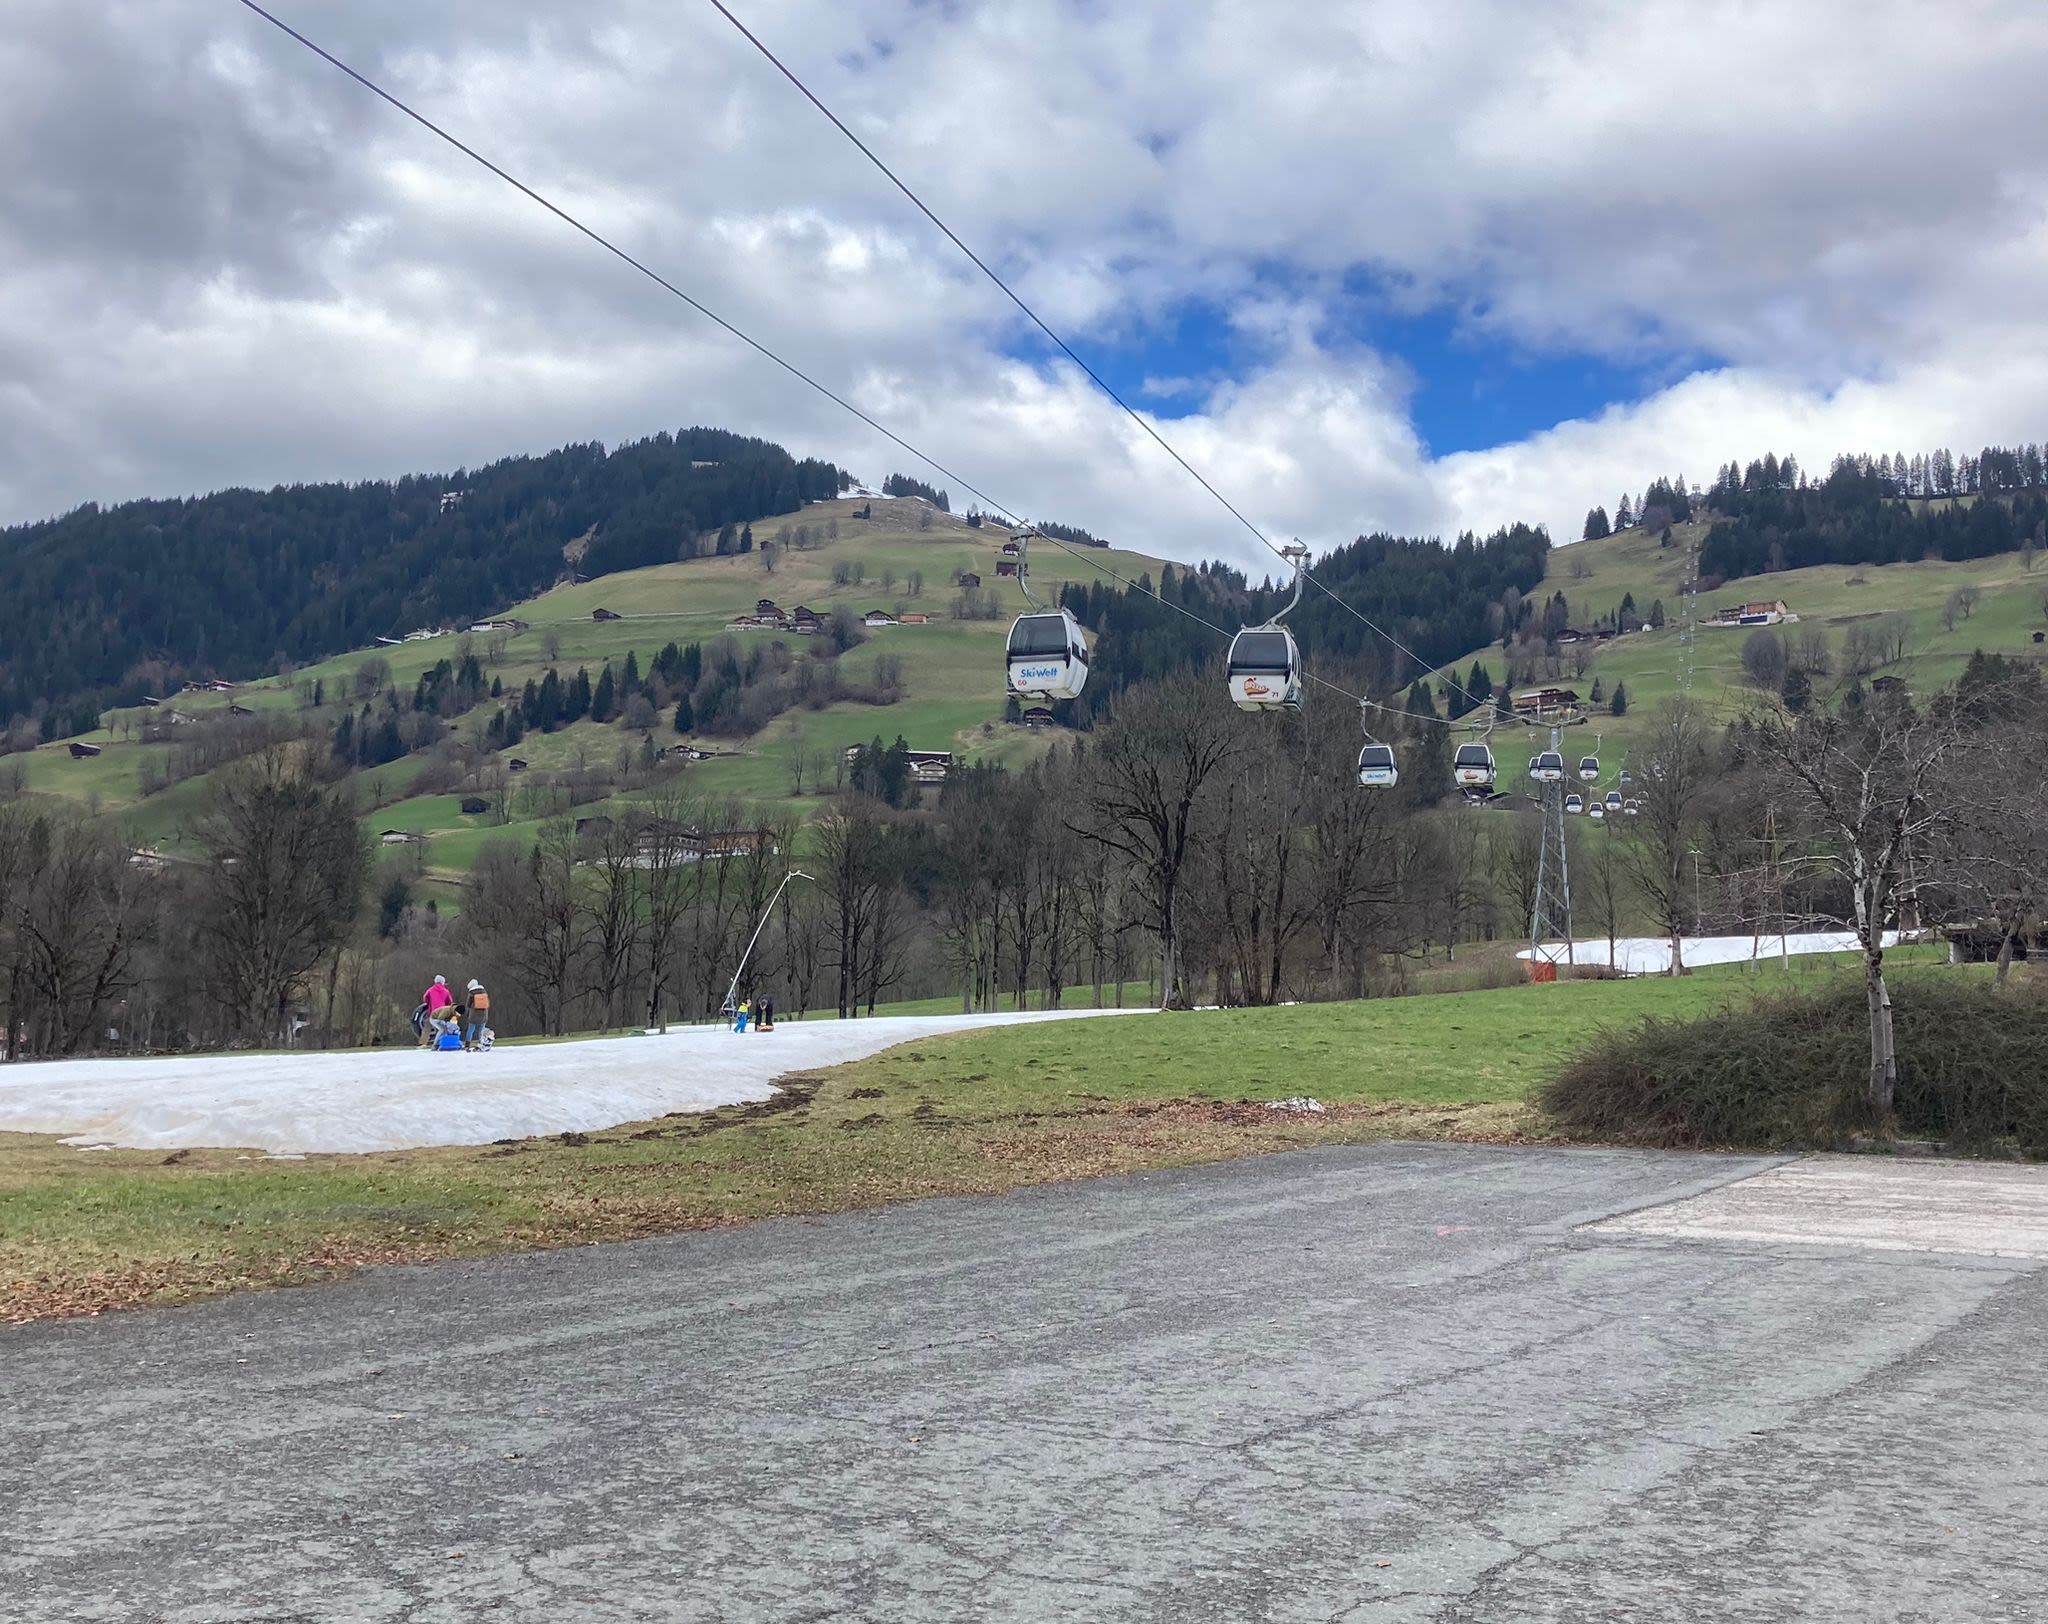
[414,974,491,1051]
[728,992,775,1033]
[411,976,783,1046]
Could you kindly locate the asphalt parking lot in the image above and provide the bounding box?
[9,1142,2047,1622]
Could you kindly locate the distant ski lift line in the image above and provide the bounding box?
[230,0,1393,719]
[705,0,1498,721]
[237,1,1484,753]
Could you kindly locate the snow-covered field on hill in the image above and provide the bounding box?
[1523,931,1902,975]
[0,1008,1147,1155]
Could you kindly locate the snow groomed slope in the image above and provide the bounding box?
[0,1009,1148,1154]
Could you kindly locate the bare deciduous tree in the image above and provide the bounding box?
[1487,816,1545,949]
[1741,628,1787,689]
[581,820,644,1030]
[192,751,369,1043]
[1750,691,1972,1117]
[1078,667,1240,1008]
[1622,700,1716,975]
[465,823,581,1036]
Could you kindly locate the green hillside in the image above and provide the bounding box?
[11,495,1166,885]
[1431,514,2047,775]
[21,480,2046,877]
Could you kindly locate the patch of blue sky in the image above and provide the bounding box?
[999,266,1714,456]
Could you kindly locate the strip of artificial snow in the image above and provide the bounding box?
[0,1008,1148,1155]
[1521,931,1902,975]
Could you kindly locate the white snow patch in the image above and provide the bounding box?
[0,1008,1148,1155]
[1520,931,1902,976]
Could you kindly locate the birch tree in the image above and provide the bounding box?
[1750,691,1970,1118]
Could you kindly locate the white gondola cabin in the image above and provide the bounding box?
[1589,803,1606,820]
[1531,750,1566,783]
[1604,790,1623,812]
[1356,742,1399,788]
[1578,755,1600,781]
[1565,792,1584,814]
[1453,741,1497,791]
[1226,628,1301,711]
[1006,610,1089,702]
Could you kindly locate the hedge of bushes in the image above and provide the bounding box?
[1540,976,2048,1152]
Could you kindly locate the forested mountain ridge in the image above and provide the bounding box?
[0,428,844,738]
[1700,459,2048,581]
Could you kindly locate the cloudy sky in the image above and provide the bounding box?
[7,0,2048,568]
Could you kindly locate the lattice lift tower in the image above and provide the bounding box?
[1529,720,1576,970]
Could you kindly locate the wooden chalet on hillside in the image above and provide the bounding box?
[1511,687,1582,720]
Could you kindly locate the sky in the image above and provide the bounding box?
[6,0,2048,572]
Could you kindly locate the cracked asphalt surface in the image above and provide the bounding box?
[8,1142,2048,1622]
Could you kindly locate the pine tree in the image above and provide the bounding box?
[1615,494,1633,529]
[1649,599,1666,628]
[1609,681,1629,717]
[622,649,640,689]
[673,693,695,734]
[1582,507,1611,541]
[592,663,616,724]
[740,524,754,553]
[567,667,592,722]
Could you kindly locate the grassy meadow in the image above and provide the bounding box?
[1,964,1858,1322]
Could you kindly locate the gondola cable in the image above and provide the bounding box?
[235,1,1458,749]
[706,0,1502,720]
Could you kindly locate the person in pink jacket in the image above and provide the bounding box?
[419,974,458,1047]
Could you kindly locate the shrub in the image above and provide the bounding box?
[1540,978,2048,1151]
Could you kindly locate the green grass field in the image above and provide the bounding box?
[1,962,1889,1322]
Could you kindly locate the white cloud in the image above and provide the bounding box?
[2,0,2046,586]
